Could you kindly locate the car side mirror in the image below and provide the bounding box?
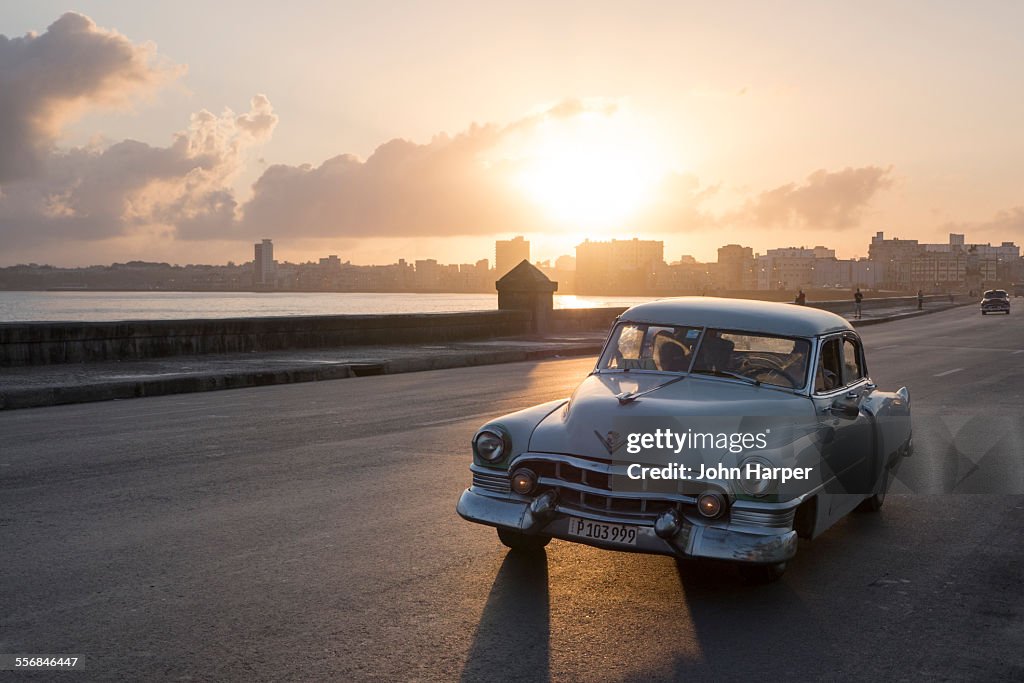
[829,395,860,419]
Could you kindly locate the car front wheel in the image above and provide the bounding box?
[497,528,551,552]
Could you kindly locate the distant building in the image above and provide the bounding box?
[253,239,275,287]
[755,246,835,290]
[495,236,530,278]
[716,244,756,290]
[575,238,664,294]
[870,231,1018,291]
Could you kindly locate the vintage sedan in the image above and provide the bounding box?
[980,289,1010,315]
[456,297,913,582]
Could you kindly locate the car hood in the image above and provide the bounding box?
[528,372,814,459]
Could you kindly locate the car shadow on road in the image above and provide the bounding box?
[460,550,550,683]
[631,559,839,681]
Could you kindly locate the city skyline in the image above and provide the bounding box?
[3,228,1020,297]
[2,5,1023,268]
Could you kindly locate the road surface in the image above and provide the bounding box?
[1,304,1022,681]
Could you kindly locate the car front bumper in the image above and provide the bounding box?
[456,487,798,565]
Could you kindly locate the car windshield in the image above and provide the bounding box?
[984,290,1007,299]
[598,323,701,372]
[598,323,811,389]
[691,330,810,389]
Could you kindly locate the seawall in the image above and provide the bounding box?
[0,295,969,366]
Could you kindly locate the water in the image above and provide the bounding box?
[0,291,655,322]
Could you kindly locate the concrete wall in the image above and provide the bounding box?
[0,310,531,366]
[0,295,973,367]
[550,307,628,334]
[808,293,971,315]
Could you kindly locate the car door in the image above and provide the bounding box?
[812,335,873,521]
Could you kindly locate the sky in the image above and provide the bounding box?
[1,1,1022,267]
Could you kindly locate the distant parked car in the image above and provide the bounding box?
[980,289,1010,315]
[457,298,913,582]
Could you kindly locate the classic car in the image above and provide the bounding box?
[980,289,1010,314]
[456,297,913,582]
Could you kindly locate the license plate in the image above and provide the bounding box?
[567,517,638,546]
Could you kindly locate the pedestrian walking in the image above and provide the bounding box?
[796,289,806,306]
[854,288,864,319]
[917,289,924,310]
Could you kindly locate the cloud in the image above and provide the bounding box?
[233,98,621,240]
[731,166,893,230]
[940,206,1024,243]
[0,13,899,260]
[0,12,183,183]
[236,126,539,240]
[0,96,278,249]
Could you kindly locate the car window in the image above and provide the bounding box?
[691,330,810,389]
[842,337,864,384]
[599,323,701,372]
[815,338,843,393]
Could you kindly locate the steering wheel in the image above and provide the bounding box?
[748,366,799,388]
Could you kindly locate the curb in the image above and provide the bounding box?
[0,344,605,410]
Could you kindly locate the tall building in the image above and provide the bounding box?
[253,239,275,286]
[495,236,530,278]
[575,238,664,294]
[716,244,755,290]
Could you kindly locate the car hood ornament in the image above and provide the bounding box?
[595,430,626,455]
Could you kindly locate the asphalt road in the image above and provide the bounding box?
[1,304,1022,681]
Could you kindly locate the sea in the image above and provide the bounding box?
[0,291,655,322]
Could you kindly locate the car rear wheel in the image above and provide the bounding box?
[497,528,551,552]
[738,562,787,584]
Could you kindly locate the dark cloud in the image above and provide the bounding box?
[733,166,893,230]
[0,12,181,183]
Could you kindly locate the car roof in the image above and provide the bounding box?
[619,296,854,337]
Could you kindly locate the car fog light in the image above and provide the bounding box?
[511,468,537,495]
[529,489,558,517]
[697,492,726,519]
[654,508,682,538]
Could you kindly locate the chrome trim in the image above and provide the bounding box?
[511,452,701,504]
[470,464,510,494]
[730,508,796,529]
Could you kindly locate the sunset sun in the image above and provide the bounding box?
[513,110,666,228]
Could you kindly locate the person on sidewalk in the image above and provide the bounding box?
[854,288,864,319]
[796,290,806,305]
[917,289,924,310]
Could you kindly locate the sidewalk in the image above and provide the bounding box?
[0,301,970,409]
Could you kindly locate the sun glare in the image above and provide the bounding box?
[514,111,666,228]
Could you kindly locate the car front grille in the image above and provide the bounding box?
[729,507,796,529]
[514,453,699,522]
[471,469,511,494]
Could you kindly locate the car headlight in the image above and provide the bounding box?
[738,456,773,497]
[473,428,509,463]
